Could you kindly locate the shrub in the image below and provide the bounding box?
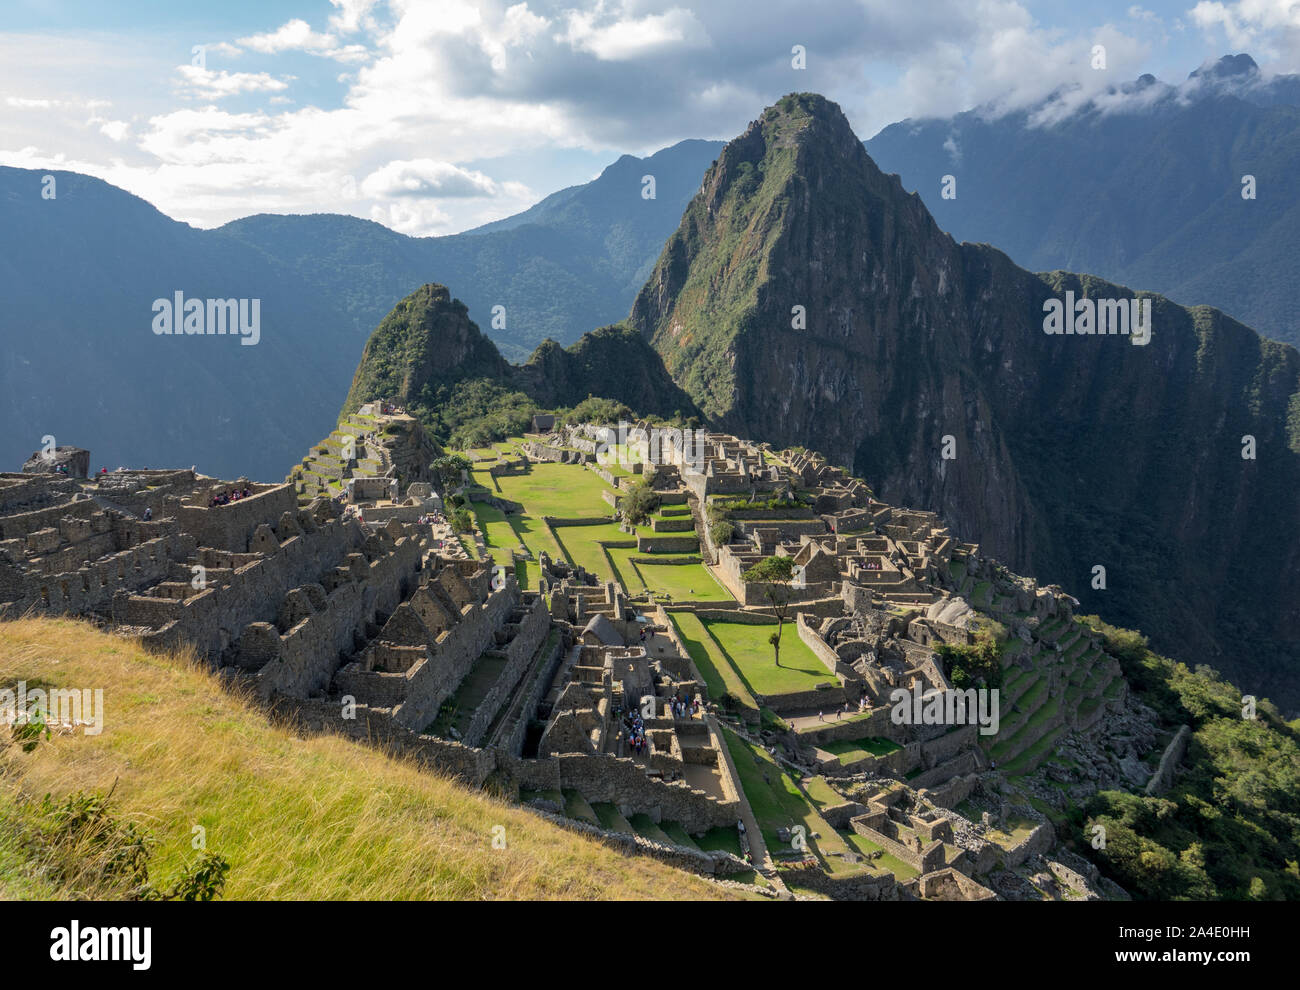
[619,479,660,527]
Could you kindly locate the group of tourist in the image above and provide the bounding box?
[209,487,251,507]
[670,695,699,719]
[624,711,648,756]
[378,401,405,416]
[416,511,446,526]
[816,695,871,722]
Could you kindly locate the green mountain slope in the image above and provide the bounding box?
[628,92,1300,711]
[339,284,699,448]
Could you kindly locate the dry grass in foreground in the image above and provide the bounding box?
[0,617,736,901]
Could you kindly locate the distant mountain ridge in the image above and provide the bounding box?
[0,138,722,480]
[865,54,1300,347]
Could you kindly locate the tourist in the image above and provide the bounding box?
[817,710,824,722]
[143,507,152,521]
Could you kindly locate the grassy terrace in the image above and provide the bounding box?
[669,612,758,710]
[455,459,731,601]
[553,522,628,584]
[702,619,835,697]
[494,463,614,519]
[841,831,919,881]
[470,500,522,554]
[821,736,903,764]
[665,614,833,704]
[800,775,844,811]
[720,726,860,874]
[628,560,732,601]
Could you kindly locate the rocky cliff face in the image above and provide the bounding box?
[629,93,1300,708]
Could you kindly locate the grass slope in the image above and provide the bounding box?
[0,618,732,901]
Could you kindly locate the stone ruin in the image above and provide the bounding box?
[0,420,1142,901]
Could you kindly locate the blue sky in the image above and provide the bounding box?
[2,0,1295,234]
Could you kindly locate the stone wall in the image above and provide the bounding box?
[777,863,898,901]
[1144,724,1191,796]
[462,596,551,747]
[277,697,497,786]
[249,533,426,699]
[636,534,700,554]
[522,805,751,877]
[337,580,519,734]
[918,772,979,809]
[2,530,196,615]
[998,820,1056,869]
[127,517,383,662]
[483,631,562,756]
[174,484,298,552]
[552,752,740,833]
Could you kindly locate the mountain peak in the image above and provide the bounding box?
[1189,52,1259,81]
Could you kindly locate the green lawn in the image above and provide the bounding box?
[553,523,632,585]
[696,826,744,857]
[562,789,600,826]
[719,726,858,873]
[632,560,733,601]
[841,831,919,880]
[507,512,564,561]
[659,821,699,849]
[821,736,903,764]
[470,500,522,553]
[701,619,835,697]
[667,612,757,710]
[801,775,844,811]
[604,544,643,594]
[628,814,673,844]
[494,463,615,519]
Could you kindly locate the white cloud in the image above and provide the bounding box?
[237,18,372,62]
[6,96,68,109]
[96,119,131,142]
[174,65,292,99]
[368,199,452,235]
[559,5,710,60]
[1189,0,1300,62]
[0,1,1264,236]
[361,158,502,198]
[329,0,383,34]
